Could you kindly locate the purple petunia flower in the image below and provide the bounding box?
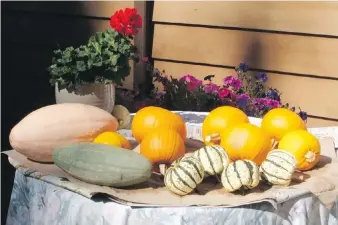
[256,72,268,82]
[238,63,249,72]
[298,110,308,121]
[236,93,250,109]
[223,76,242,90]
[266,88,281,101]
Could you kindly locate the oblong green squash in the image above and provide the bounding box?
[53,142,152,187]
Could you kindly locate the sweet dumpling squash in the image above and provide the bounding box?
[260,149,297,186]
[164,156,204,196]
[193,145,230,177]
[221,160,260,192]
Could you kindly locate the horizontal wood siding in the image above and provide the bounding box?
[152,1,338,127]
[153,2,338,36]
[153,25,338,78]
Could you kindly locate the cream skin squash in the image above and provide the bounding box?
[9,103,119,162]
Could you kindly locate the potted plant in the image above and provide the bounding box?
[129,62,307,121]
[48,8,142,113]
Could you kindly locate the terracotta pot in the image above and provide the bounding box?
[55,83,115,113]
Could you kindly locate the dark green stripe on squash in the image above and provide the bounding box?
[265,159,292,174]
[268,154,296,169]
[178,165,198,185]
[260,167,289,181]
[52,142,152,187]
[184,159,203,180]
[173,168,194,190]
[225,167,235,190]
[243,160,253,187]
[233,161,243,186]
[204,147,217,175]
[168,168,188,194]
[210,146,225,165]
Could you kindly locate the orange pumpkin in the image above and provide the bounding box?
[140,129,186,165]
[278,130,320,171]
[202,106,249,145]
[132,106,186,143]
[261,108,307,141]
[220,123,273,165]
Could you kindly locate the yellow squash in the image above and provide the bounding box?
[278,130,320,171]
[261,108,307,141]
[202,106,249,145]
[93,132,131,149]
[220,123,273,165]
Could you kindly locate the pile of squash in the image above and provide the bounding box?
[160,106,321,195]
[9,103,321,196]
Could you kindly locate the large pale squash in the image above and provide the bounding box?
[9,103,119,162]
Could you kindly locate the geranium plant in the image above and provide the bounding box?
[48,8,142,91]
[137,63,307,121]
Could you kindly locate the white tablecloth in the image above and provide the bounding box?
[6,111,338,225]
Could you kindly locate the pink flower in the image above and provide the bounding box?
[253,98,280,109]
[141,57,149,62]
[180,74,202,91]
[223,76,242,90]
[204,82,219,94]
[218,88,230,99]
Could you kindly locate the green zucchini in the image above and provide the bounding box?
[53,142,152,187]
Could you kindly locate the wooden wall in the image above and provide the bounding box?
[151,1,338,128]
[1,1,134,151]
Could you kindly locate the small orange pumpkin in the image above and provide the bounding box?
[202,106,249,145]
[278,130,321,171]
[261,108,307,141]
[140,129,186,165]
[220,123,273,165]
[132,106,187,143]
[93,132,131,149]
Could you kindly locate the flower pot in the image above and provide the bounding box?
[55,83,116,113]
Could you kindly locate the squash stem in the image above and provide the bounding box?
[205,133,221,145]
[271,139,278,150]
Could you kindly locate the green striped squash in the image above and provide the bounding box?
[260,149,297,186]
[221,160,260,192]
[164,156,204,196]
[193,145,230,176]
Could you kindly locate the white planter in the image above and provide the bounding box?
[55,83,115,113]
